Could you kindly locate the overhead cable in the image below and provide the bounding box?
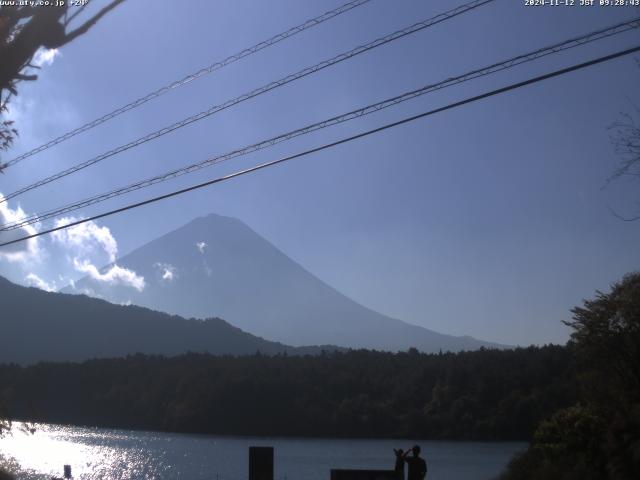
[0,0,373,170]
[0,0,495,203]
[3,17,638,232]
[2,44,638,249]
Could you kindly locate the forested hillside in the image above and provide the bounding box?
[0,275,335,363]
[0,345,574,440]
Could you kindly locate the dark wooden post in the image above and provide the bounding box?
[249,446,273,480]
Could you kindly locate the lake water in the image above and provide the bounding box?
[0,422,525,479]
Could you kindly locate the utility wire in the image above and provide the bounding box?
[2,17,638,232]
[0,0,372,170]
[2,44,638,249]
[0,0,495,204]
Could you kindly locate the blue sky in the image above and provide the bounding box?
[0,0,639,346]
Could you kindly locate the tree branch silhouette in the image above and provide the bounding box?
[0,1,125,171]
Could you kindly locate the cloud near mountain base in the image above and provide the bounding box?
[51,217,145,292]
[73,259,145,292]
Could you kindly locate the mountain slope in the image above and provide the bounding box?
[68,214,504,352]
[0,276,332,364]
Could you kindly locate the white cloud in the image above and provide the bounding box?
[0,209,145,294]
[32,48,60,67]
[155,262,176,282]
[25,273,56,292]
[73,259,145,292]
[0,194,41,264]
[50,217,145,292]
[196,241,207,254]
[52,217,118,262]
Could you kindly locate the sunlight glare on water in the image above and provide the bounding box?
[0,422,526,480]
[0,423,174,480]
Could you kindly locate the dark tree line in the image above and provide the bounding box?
[0,345,575,441]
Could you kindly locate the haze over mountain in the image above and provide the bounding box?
[0,275,332,364]
[66,214,504,352]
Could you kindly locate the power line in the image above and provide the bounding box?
[3,17,638,232]
[0,0,495,204]
[3,17,638,230]
[2,44,638,250]
[0,0,372,170]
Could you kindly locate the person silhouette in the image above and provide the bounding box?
[403,445,427,480]
[393,448,405,478]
